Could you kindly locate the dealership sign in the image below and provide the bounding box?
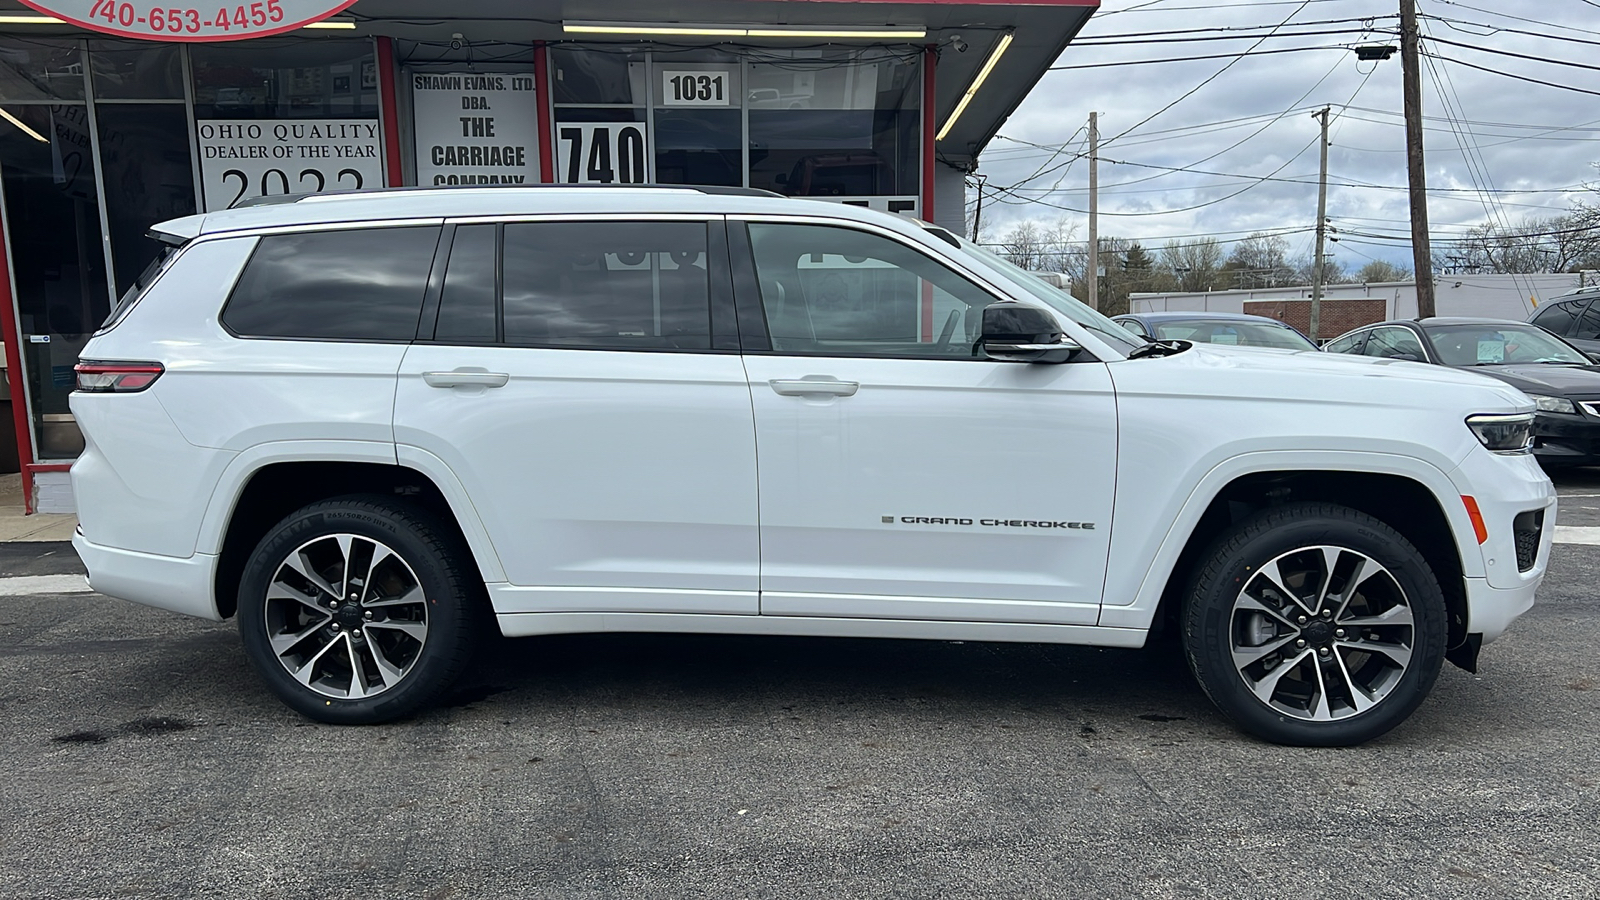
[18,0,357,41]
[196,119,382,210]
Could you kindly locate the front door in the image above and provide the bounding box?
[394,218,759,616]
[735,220,1117,625]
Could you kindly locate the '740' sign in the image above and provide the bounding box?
[18,0,357,41]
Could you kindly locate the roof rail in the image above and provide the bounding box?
[229,183,784,209]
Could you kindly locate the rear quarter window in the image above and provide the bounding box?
[222,226,442,341]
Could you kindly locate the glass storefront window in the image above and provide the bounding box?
[0,103,111,458]
[88,40,183,99]
[94,104,197,294]
[747,49,919,197]
[651,51,741,187]
[0,37,85,102]
[191,39,378,118]
[552,46,647,185]
[551,46,645,105]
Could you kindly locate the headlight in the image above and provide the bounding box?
[1466,413,1533,454]
[1527,394,1576,414]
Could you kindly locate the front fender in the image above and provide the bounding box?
[1098,450,1480,630]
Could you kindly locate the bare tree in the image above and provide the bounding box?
[1354,259,1412,283]
[1448,204,1600,274]
[1219,232,1295,288]
[1158,238,1223,292]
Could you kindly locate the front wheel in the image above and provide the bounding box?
[1182,502,1446,746]
[237,496,482,724]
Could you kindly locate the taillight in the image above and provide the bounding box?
[74,360,164,393]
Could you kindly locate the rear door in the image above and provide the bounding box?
[733,218,1117,625]
[393,217,760,615]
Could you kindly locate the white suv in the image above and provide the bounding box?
[71,186,1554,745]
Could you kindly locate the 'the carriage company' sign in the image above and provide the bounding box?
[17,0,357,41]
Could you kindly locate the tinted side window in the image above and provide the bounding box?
[1117,318,1149,337]
[436,224,497,343]
[1323,332,1365,354]
[223,226,441,341]
[499,222,710,350]
[1361,327,1427,360]
[1574,302,1600,340]
[746,223,993,358]
[1532,300,1580,336]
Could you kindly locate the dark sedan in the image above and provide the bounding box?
[1324,316,1600,466]
[1113,311,1318,351]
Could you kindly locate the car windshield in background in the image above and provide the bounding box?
[1151,320,1316,351]
[1423,324,1590,366]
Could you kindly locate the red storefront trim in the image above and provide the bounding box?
[922,44,937,225]
[376,36,405,187]
[535,42,554,183]
[0,205,36,513]
[920,45,937,342]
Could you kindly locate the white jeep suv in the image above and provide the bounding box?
[70,186,1554,745]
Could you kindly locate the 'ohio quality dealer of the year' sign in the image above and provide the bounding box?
[18,0,357,41]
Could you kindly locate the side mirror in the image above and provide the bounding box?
[977,303,1081,364]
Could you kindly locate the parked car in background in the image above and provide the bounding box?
[1113,311,1318,351]
[1324,317,1600,467]
[1528,287,1600,358]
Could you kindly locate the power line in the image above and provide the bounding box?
[1075,15,1398,41]
[1099,0,1316,148]
[1425,33,1600,74]
[1073,26,1395,46]
[1421,50,1600,98]
[1430,1,1600,37]
[1048,43,1349,69]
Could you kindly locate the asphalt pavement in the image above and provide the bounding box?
[1,482,1598,900]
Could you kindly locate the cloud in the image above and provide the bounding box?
[974,0,1600,271]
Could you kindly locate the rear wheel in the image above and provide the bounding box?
[1182,502,1446,746]
[237,496,481,724]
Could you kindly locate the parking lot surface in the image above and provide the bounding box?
[2,481,1599,899]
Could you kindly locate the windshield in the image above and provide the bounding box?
[1152,320,1316,351]
[951,234,1145,354]
[1422,323,1590,366]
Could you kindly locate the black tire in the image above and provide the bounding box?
[237,495,482,724]
[1182,502,1446,747]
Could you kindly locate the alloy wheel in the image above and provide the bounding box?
[262,533,429,700]
[1229,545,1415,721]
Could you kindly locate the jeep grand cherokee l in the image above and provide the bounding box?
[70,186,1554,746]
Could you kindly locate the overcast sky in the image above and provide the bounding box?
[975,0,1600,273]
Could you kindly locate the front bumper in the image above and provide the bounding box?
[72,529,221,621]
[1531,410,1600,465]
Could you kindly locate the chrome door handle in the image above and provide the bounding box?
[422,371,510,388]
[769,378,859,397]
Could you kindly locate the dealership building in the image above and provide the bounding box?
[0,0,1094,512]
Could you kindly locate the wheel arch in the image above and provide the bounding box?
[209,456,502,620]
[1104,454,1477,660]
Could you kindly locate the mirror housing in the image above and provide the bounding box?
[977,303,1081,363]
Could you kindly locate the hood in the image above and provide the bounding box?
[1172,342,1533,402]
[1465,363,1600,396]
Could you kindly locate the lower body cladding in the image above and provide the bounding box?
[492,608,1147,647]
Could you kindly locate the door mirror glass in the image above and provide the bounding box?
[978,303,1081,363]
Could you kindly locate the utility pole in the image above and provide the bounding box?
[1400,0,1436,318]
[1310,106,1330,343]
[1087,111,1099,311]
